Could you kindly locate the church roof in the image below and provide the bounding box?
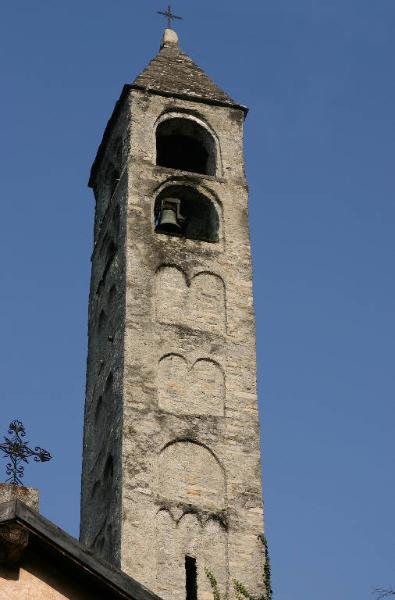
[131,29,246,111]
[0,500,162,600]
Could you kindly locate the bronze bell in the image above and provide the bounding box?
[155,197,184,234]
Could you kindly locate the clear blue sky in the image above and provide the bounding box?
[1,1,394,599]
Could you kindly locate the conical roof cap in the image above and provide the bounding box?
[131,29,245,110]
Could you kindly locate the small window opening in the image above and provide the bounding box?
[98,309,106,332]
[113,205,120,238]
[94,396,103,425]
[105,164,120,201]
[154,185,219,243]
[91,480,100,498]
[104,455,113,480]
[104,372,113,396]
[185,556,198,600]
[114,137,123,169]
[99,233,110,258]
[97,240,117,295]
[156,118,216,176]
[108,285,117,307]
[105,241,117,270]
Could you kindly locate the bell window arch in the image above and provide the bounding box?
[154,185,219,243]
[156,117,217,176]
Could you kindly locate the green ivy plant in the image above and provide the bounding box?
[205,534,273,600]
[205,569,228,600]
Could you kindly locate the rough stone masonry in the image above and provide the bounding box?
[80,28,265,600]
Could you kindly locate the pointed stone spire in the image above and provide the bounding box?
[131,29,246,111]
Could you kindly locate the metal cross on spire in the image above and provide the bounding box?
[0,420,52,486]
[157,4,183,29]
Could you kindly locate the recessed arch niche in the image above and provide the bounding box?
[158,441,225,511]
[156,116,217,176]
[154,185,220,243]
[155,266,226,334]
[158,355,225,416]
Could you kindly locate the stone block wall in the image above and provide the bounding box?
[81,85,265,600]
[120,90,264,599]
[80,101,130,566]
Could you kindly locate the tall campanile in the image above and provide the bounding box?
[80,27,265,600]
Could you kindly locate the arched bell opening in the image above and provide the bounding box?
[156,118,217,176]
[154,186,220,243]
[104,163,120,203]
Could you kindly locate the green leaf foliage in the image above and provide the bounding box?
[205,567,229,600]
[205,534,273,600]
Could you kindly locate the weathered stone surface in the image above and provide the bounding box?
[156,267,227,333]
[156,512,227,600]
[0,485,39,511]
[158,355,225,416]
[81,31,265,600]
[132,32,239,108]
[158,441,225,511]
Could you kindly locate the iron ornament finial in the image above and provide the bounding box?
[157,4,183,29]
[0,420,52,486]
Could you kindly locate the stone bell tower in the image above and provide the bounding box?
[80,27,265,600]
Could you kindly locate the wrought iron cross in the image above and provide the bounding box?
[157,4,183,29]
[0,420,52,486]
